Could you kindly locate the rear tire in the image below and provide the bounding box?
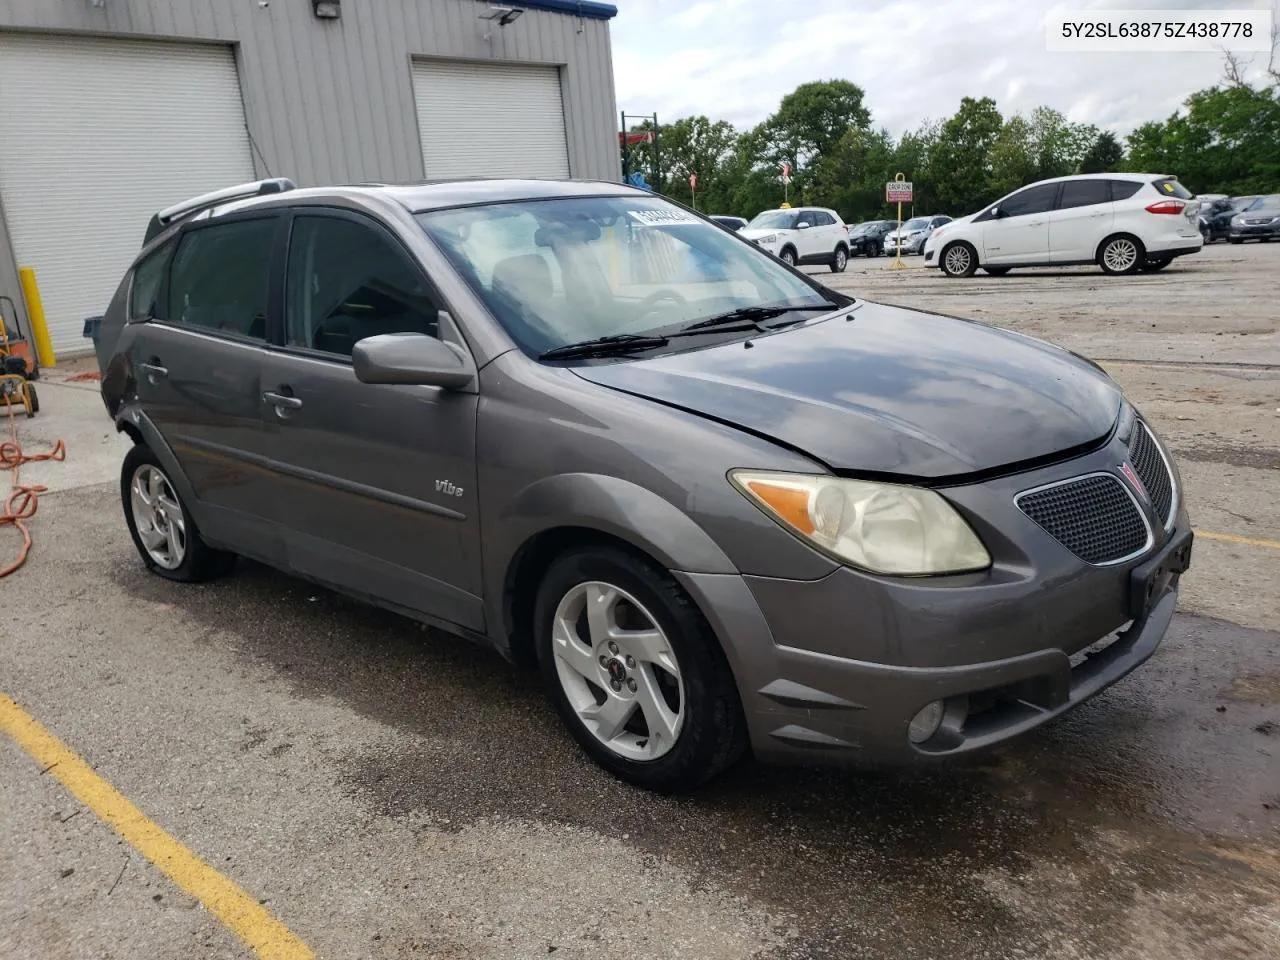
[534,545,748,793]
[1098,234,1145,275]
[940,241,978,278]
[121,444,236,583]
[830,246,848,273]
[25,383,38,417]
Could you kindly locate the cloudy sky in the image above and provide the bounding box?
[611,0,1278,138]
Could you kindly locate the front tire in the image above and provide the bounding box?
[779,247,797,267]
[940,241,978,278]
[120,444,235,582]
[830,246,848,273]
[1099,234,1145,275]
[534,545,748,793]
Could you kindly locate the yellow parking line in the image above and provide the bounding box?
[1194,529,1280,550]
[0,692,314,960]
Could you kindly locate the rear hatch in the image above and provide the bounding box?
[1151,176,1201,225]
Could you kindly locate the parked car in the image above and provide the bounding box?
[740,206,851,271]
[924,173,1202,277]
[884,215,951,255]
[847,220,894,257]
[95,177,1192,793]
[709,215,747,232]
[1228,194,1280,243]
[1199,197,1237,242]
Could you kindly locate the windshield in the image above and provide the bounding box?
[1247,195,1280,212]
[901,218,929,231]
[746,210,799,230]
[416,196,842,356]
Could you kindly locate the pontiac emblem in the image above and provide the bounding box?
[1119,462,1148,501]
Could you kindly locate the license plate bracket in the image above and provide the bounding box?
[1129,528,1194,619]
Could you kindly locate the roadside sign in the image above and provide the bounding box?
[886,180,913,203]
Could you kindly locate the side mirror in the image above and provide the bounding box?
[352,328,476,389]
[796,221,811,230]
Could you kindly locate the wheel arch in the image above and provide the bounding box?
[486,473,739,668]
[113,405,204,528]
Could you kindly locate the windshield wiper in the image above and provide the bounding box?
[677,301,841,333]
[538,333,670,360]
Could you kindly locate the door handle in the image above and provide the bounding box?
[1028,220,1044,227]
[139,362,168,383]
[262,391,303,415]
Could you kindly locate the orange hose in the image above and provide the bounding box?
[1,394,65,578]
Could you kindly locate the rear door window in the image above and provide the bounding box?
[1058,179,1113,210]
[167,217,277,340]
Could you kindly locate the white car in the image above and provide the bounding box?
[884,215,951,256]
[923,173,1203,278]
[740,207,851,272]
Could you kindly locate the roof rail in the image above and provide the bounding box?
[143,177,296,245]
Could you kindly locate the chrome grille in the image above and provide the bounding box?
[1016,474,1150,565]
[1128,421,1175,527]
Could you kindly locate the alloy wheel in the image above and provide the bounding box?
[129,464,186,570]
[550,581,685,762]
[943,244,972,276]
[1103,237,1139,273]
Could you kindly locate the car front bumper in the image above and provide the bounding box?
[1230,223,1280,240]
[678,429,1191,768]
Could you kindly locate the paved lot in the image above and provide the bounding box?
[3,241,1279,960]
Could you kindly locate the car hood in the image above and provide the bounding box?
[570,303,1122,479]
[740,227,788,241]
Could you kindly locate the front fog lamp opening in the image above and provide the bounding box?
[908,700,945,744]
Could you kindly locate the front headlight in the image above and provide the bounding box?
[730,470,991,576]
[1231,216,1243,225]
[755,234,778,245]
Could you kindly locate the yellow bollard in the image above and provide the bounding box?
[18,266,56,368]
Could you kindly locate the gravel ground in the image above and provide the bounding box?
[2,240,1278,960]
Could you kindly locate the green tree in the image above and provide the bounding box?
[929,96,1004,213]
[1125,83,1280,193]
[752,79,873,202]
[988,115,1036,199]
[1081,131,1125,173]
[813,126,896,222]
[651,115,740,211]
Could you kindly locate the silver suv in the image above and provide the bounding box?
[95,178,1193,792]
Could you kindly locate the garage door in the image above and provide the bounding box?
[0,34,256,355]
[412,59,570,181]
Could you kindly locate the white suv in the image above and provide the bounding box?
[740,207,851,272]
[923,173,1203,278]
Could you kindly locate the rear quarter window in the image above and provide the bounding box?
[1109,180,1144,200]
[1152,177,1194,200]
[128,240,175,321]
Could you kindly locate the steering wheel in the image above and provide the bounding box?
[629,288,687,324]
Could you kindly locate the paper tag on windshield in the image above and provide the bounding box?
[627,209,699,226]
